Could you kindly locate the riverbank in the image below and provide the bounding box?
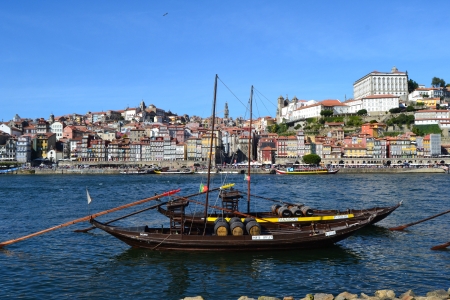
[8,166,447,175]
[182,288,450,300]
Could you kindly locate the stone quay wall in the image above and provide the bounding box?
[11,166,448,175]
[180,288,450,300]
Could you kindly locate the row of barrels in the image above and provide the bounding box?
[271,204,314,218]
[214,217,261,236]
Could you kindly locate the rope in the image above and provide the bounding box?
[151,234,172,250]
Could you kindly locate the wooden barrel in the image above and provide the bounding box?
[271,204,281,214]
[229,218,244,236]
[300,206,314,216]
[244,218,261,236]
[277,205,292,217]
[229,217,242,224]
[289,206,303,217]
[214,218,229,236]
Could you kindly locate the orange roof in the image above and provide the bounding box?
[362,94,399,99]
[321,99,344,106]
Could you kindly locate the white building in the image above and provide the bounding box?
[360,94,400,115]
[50,121,64,141]
[278,99,345,122]
[277,96,318,122]
[0,124,22,137]
[414,110,450,135]
[16,135,32,163]
[123,107,141,122]
[408,86,448,102]
[353,66,408,101]
[343,99,362,114]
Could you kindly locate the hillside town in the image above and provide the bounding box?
[1,66,450,168]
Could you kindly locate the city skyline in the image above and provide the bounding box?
[1,0,449,122]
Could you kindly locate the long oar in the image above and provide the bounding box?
[0,189,181,248]
[431,241,450,250]
[74,201,168,233]
[73,186,225,233]
[389,209,450,231]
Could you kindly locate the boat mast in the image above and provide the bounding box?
[247,85,253,214]
[204,74,218,233]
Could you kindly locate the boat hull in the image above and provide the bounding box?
[91,217,372,251]
[154,170,194,175]
[276,169,339,175]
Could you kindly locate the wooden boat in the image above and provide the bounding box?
[90,214,373,251]
[154,168,194,175]
[92,75,371,251]
[157,190,401,229]
[195,169,242,174]
[0,167,19,174]
[120,168,156,175]
[275,168,339,175]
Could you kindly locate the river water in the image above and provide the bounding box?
[1,173,449,299]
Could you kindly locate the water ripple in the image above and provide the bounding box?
[1,174,450,299]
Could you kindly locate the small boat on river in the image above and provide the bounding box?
[196,169,242,174]
[120,168,156,175]
[275,168,338,175]
[154,168,194,175]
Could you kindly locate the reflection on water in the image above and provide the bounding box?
[109,246,365,298]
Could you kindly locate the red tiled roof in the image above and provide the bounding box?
[321,99,344,106]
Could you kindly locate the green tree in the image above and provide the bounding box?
[268,124,279,133]
[302,154,321,165]
[277,123,288,134]
[412,124,442,136]
[357,109,367,116]
[406,105,415,112]
[408,79,419,93]
[320,110,333,117]
[431,77,446,88]
[412,125,422,136]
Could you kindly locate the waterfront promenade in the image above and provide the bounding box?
[11,164,448,175]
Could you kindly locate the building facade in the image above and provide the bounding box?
[353,66,408,101]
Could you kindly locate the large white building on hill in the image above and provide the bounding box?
[353,66,408,101]
[276,66,406,122]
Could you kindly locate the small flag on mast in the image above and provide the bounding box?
[86,188,92,204]
[199,183,208,193]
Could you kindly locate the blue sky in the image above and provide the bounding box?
[1,1,449,122]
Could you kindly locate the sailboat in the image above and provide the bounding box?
[91,75,373,251]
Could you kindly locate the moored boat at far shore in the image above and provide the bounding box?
[154,168,194,175]
[275,168,339,175]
